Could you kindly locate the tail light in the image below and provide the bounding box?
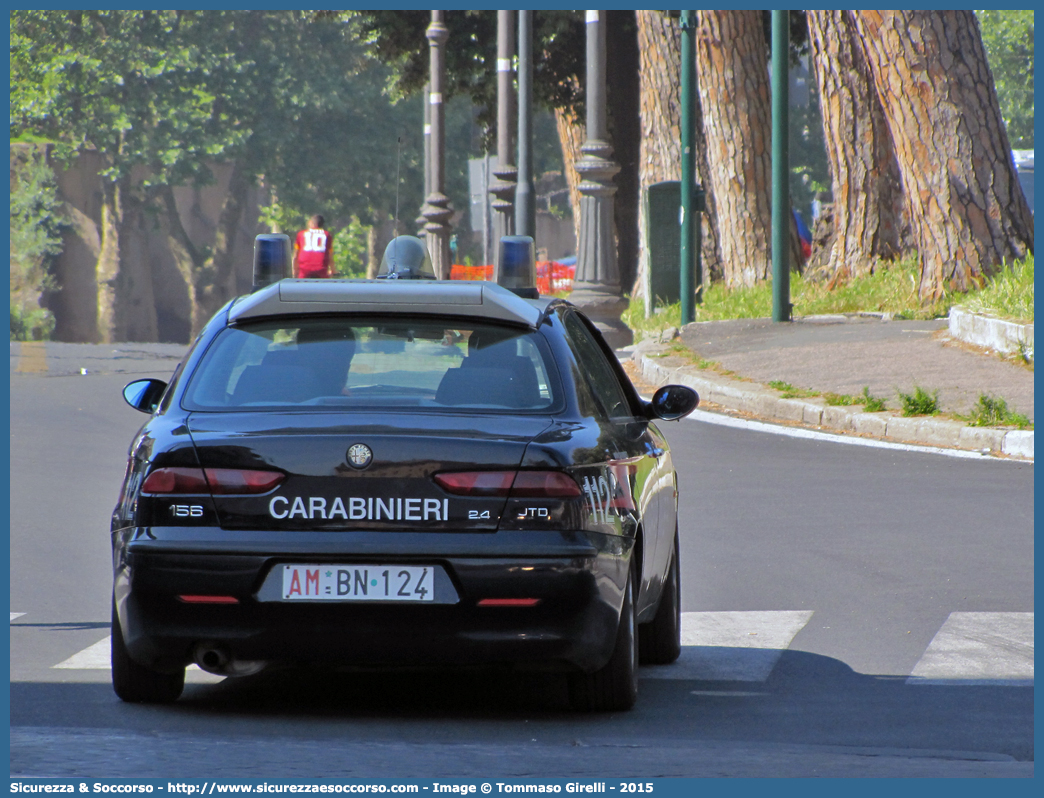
[142,467,285,495]
[434,470,581,499]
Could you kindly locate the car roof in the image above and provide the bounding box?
[228,279,555,328]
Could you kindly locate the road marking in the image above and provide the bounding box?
[907,612,1034,686]
[641,611,814,681]
[53,637,111,669]
[49,612,1033,686]
[16,341,48,373]
[52,636,208,674]
[684,407,1026,463]
[11,613,25,622]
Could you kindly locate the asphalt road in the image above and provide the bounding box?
[8,344,1035,778]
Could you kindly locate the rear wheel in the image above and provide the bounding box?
[639,532,682,664]
[568,564,639,712]
[111,601,185,704]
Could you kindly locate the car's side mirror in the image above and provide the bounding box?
[123,378,168,414]
[648,385,699,421]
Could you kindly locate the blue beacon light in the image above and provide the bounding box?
[497,235,539,299]
[252,234,292,292]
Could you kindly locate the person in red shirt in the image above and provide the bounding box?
[293,214,334,278]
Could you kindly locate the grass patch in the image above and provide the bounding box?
[959,255,1034,323]
[768,380,819,399]
[861,387,887,412]
[897,386,939,416]
[964,394,1033,429]
[823,392,860,406]
[625,253,1034,342]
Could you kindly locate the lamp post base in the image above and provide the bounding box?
[569,283,633,350]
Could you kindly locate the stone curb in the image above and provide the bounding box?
[632,340,1033,461]
[949,306,1033,360]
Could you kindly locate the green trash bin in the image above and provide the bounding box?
[644,181,681,315]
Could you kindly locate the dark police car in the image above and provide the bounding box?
[112,237,698,711]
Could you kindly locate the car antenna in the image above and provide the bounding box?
[393,135,402,271]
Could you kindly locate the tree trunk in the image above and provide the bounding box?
[365,224,380,279]
[555,104,585,256]
[119,191,158,343]
[606,10,641,294]
[95,179,123,343]
[198,161,249,324]
[807,10,907,285]
[852,10,1034,299]
[696,11,773,287]
[634,9,723,300]
[160,184,203,336]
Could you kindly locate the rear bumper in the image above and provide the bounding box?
[113,526,632,673]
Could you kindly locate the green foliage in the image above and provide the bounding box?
[347,10,586,132]
[10,11,244,187]
[789,70,830,222]
[11,10,457,301]
[977,10,1034,148]
[823,392,859,406]
[10,145,66,341]
[964,393,1032,429]
[824,388,887,411]
[10,303,56,342]
[861,387,887,412]
[897,386,939,416]
[625,256,963,343]
[960,255,1034,323]
[332,219,370,278]
[768,381,818,399]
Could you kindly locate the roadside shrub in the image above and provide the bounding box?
[966,393,1033,429]
[898,386,939,416]
[861,387,887,412]
[10,144,66,341]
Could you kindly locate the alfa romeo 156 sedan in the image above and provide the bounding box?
[113,276,698,711]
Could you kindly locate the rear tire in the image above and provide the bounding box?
[639,532,681,664]
[111,601,185,704]
[568,564,639,712]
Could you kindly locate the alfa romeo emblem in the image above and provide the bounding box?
[346,443,373,469]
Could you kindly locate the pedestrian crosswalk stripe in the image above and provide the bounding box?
[641,611,814,681]
[53,637,202,672]
[46,611,1034,686]
[53,637,110,669]
[11,613,25,622]
[907,612,1034,686]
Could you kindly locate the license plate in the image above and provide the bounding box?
[281,564,434,601]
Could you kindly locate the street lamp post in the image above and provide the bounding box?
[490,10,517,277]
[570,10,630,348]
[415,81,431,236]
[421,11,454,279]
[514,10,536,239]
[771,10,791,322]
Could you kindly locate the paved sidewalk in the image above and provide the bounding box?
[629,314,1034,460]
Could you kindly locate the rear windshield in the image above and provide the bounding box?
[182,317,560,413]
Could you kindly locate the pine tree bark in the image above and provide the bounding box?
[696,11,773,287]
[634,9,723,299]
[852,10,1034,298]
[160,184,203,336]
[555,103,585,256]
[96,177,156,342]
[198,161,249,323]
[807,10,906,284]
[95,179,124,344]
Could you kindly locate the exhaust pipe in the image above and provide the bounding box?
[193,644,265,677]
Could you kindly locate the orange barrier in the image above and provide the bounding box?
[449,264,494,281]
[449,262,576,295]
